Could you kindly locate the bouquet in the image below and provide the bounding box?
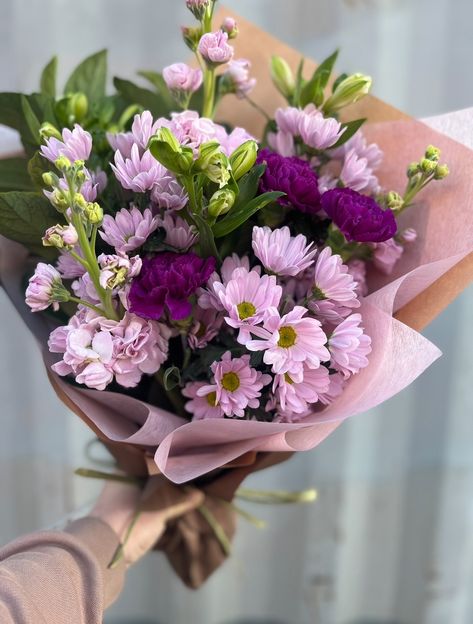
[1,1,473,587]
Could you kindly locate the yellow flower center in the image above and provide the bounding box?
[284,373,294,385]
[237,301,256,320]
[278,325,297,348]
[221,372,240,392]
[206,391,217,407]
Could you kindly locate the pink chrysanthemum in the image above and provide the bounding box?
[183,381,225,420]
[100,206,159,253]
[328,313,371,378]
[188,306,223,350]
[298,105,345,150]
[318,372,346,406]
[198,254,251,311]
[156,213,198,251]
[214,267,282,344]
[271,365,330,415]
[246,305,330,375]
[151,172,188,210]
[371,238,404,275]
[346,259,368,298]
[41,124,92,163]
[308,247,360,323]
[111,145,164,192]
[197,352,270,418]
[252,226,316,277]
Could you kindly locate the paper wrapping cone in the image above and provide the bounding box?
[1,8,473,588]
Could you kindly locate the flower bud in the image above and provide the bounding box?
[181,25,203,52]
[49,190,70,212]
[55,155,72,172]
[148,128,194,174]
[229,140,258,180]
[425,145,440,161]
[198,31,234,67]
[323,73,372,114]
[208,187,236,217]
[75,168,87,186]
[39,122,62,141]
[84,202,103,224]
[68,92,89,122]
[74,193,88,210]
[385,191,404,211]
[420,158,437,174]
[407,162,420,178]
[270,56,295,99]
[42,224,79,249]
[185,0,210,21]
[195,142,231,187]
[434,163,449,180]
[42,171,59,187]
[222,17,238,39]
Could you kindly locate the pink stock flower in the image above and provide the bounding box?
[25,263,65,312]
[308,247,360,323]
[151,173,188,210]
[198,31,234,66]
[246,306,330,375]
[98,253,142,291]
[222,59,256,98]
[188,306,223,350]
[252,226,316,277]
[347,259,368,297]
[372,238,404,275]
[183,381,225,420]
[41,124,92,163]
[72,273,101,304]
[197,352,270,418]
[43,223,78,248]
[197,254,251,310]
[214,267,282,344]
[56,248,86,279]
[163,63,203,94]
[271,365,330,415]
[100,206,159,253]
[328,313,371,378]
[112,145,164,192]
[156,213,198,251]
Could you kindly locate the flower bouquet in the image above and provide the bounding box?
[1,1,473,588]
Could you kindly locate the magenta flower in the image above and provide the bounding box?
[257,148,321,214]
[309,247,360,323]
[41,124,92,163]
[328,313,371,378]
[100,206,159,254]
[321,188,397,243]
[183,381,225,420]
[163,63,203,94]
[197,352,271,418]
[222,59,256,98]
[271,365,330,416]
[25,263,65,312]
[213,266,282,344]
[188,306,223,350]
[156,213,198,251]
[246,306,330,376]
[112,145,164,192]
[252,225,316,277]
[129,252,216,321]
[372,238,404,275]
[198,30,234,66]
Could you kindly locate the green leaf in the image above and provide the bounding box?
[0,92,25,132]
[64,50,107,102]
[300,50,339,108]
[332,72,348,93]
[312,49,339,90]
[137,70,175,107]
[27,152,51,190]
[0,158,35,192]
[292,58,305,107]
[212,191,284,238]
[0,191,60,258]
[193,213,220,259]
[232,163,265,210]
[113,77,172,118]
[163,366,181,391]
[21,95,41,145]
[329,118,366,149]
[40,56,58,98]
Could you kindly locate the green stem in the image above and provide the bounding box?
[182,176,199,215]
[69,250,89,270]
[69,296,106,316]
[244,96,271,121]
[155,368,187,418]
[202,68,216,119]
[109,509,142,569]
[74,468,142,485]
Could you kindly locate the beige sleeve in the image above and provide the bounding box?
[0,517,126,624]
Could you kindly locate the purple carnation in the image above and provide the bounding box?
[321,187,397,243]
[129,252,216,321]
[257,148,321,214]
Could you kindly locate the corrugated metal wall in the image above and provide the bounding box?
[1,1,472,622]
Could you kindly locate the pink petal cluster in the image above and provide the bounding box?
[252,225,316,277]
[223,59,256,98]
[196,352,270,418]
[246,306,330,375]
[111,145,165,192]
[25,263,64,312]
[41,124,92,163]
[328,313,371,378]
[270,365,330,417]
[156,213,198,251]
[100,206,159,253]
[49,311,170,390]
[188,306,223,350]
[332,132,383,193]
[151,174,188,210]
[198,253,251,311]
[183,381,225,420]
[309,247,360,323]
[163,63,203,94]
[198,30,234,66]
[98,253,142,291]
[56,248,86,279]
[371,238,404,275]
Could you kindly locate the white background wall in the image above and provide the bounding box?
[1,1,473,623]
